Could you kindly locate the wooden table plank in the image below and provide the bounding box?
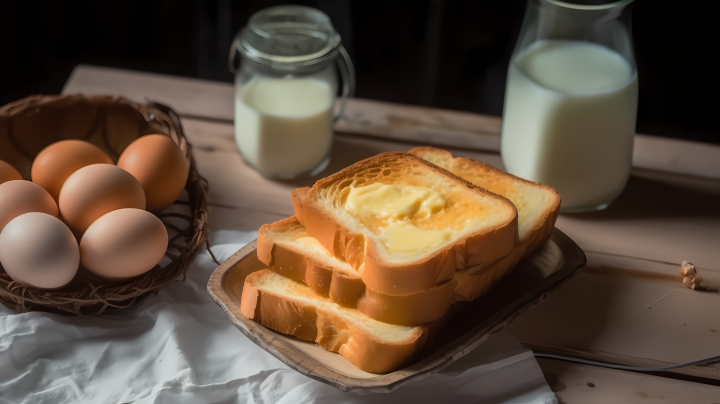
[63,65,720,180]
[556,168,720,272]
[64,65,236,122]
[539,358,720,404]
[510,253,720,380]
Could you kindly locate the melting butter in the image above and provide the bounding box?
[381,223,451,250]
[296,236,331,256]
[344,183,446,219]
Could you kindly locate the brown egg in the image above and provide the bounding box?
[0,180,59,231]
[32,140,113,202]
[0,212,79,290]
[59,164,146,234]
[117,134,189,212]
[0,160,22,185]
[80,208,168,281]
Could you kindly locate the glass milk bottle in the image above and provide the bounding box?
[229,6,354,179]
[501,0,638,212]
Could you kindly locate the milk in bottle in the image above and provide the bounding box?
[501,40,638,211]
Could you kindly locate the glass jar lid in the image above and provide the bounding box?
[235,6,341,69]
[544,0,633,10]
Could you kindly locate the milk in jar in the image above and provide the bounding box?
[501,40,638,211]
[230,5,354,179]
[235,77,334,178]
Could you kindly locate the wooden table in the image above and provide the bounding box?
[63,65,720,403]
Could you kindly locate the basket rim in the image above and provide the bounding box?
[0,94,216,316]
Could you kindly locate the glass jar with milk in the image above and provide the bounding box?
[501,0,637,212]
[230,6,354,179]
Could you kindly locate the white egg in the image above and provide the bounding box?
[80,208,168,281]
[0,212,79,290]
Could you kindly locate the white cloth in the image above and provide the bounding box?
[0,231,557,404]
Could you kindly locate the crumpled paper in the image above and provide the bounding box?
[0,230,557,404]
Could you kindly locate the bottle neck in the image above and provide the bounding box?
[515,0,635,69]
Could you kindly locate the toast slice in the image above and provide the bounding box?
[241,269,429,373]
[451,249,524,301]
[409,147,560,301]
[292,187,310,227]
[301,152,518,297]
[259,216,453,326]
[409,147,560,254]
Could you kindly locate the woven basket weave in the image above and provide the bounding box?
[0,95,216,315]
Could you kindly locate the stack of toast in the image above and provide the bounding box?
[240,148,560,373]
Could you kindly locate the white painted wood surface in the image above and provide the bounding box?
[61,65,720,400]
[539,358,720,403]
[510,252,720,380]
[65,65,720,180]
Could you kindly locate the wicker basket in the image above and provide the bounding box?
[0,95,216,315]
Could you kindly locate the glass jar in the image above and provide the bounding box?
[229,6,355,179]
[501,0,637,212]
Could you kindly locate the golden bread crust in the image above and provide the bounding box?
[259,216,454,325]
[303,152,518,296]
[291,187,310,227]
[409,146,560,256]
[241,270,429,373]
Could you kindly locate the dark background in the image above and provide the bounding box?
[1,0,718,144]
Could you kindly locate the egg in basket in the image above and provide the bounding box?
[0,95,211,315]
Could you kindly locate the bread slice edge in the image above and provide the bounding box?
[258,216,454,326]
[241,269,429,373]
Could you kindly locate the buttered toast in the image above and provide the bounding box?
[410,147,561,301]
[409,147,560,254]
[239,151,546,375]
[259,216,453,326]
[299,152,518,297]
[241,269,429,373]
